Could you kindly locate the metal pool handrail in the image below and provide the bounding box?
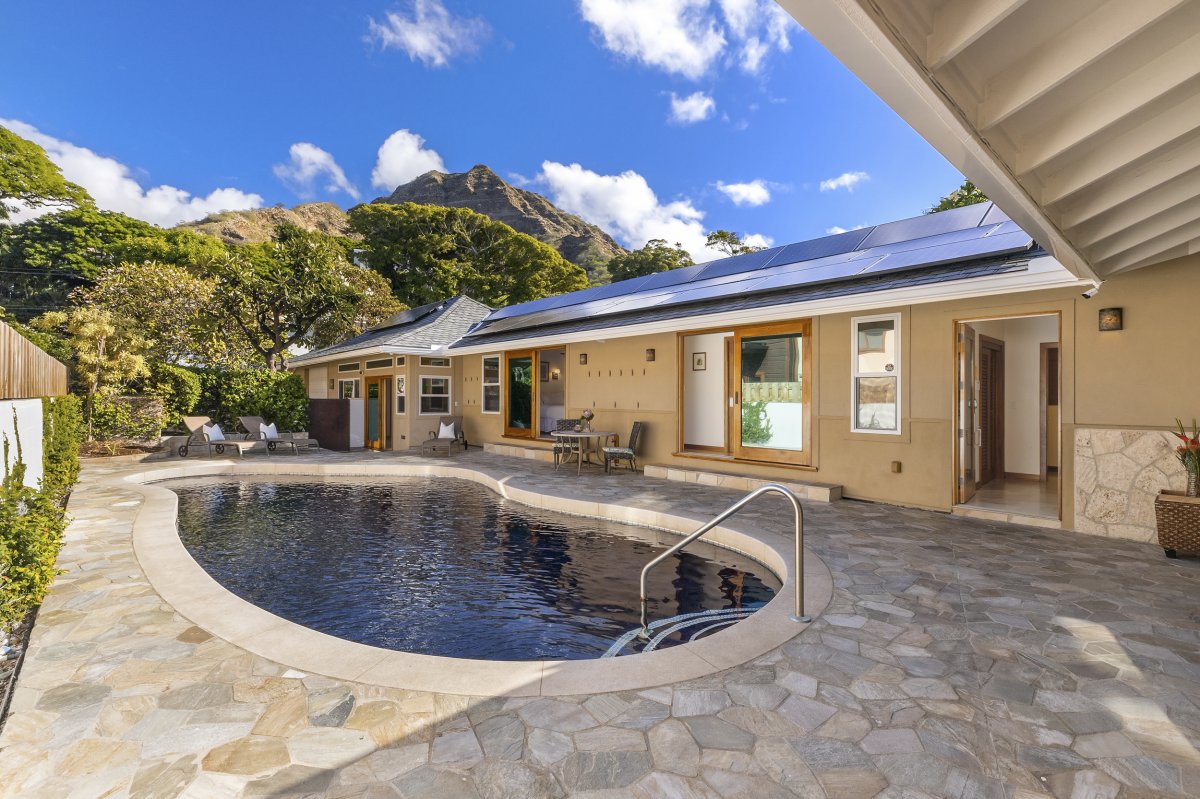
[638,483,811,637]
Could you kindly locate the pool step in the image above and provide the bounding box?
[602,606,761,658]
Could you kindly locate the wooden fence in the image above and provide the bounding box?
[0,320,69,399]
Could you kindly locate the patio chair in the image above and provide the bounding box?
[177,416,262,458]
[603,421,644,474]
[553,418,582,470]
[238,416,319,455]
[422,415,467,456]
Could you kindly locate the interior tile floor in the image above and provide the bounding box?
[2,452,1198,798]
[961,474,1060,520]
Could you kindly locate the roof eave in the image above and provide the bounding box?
[287,343,446,370]
[775,0,1101,285]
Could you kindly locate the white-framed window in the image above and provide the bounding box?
[419,376,451,415]
[365,357,393,370]
[396,375,406,414]
[338,378,361,399]
[851,313,900,433]
[396,356,406,367]
[481,355,501,414]
[420,356,451,368]
[337,362,360,373]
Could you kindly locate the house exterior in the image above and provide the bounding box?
[293,203,1200,544]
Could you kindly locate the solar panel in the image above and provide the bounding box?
[689,246,786,282]
[632,261,714,292]
[858,203,992,249]
[745,227,874,273]
[859,231,1032,276]
[980,202,1011,226]
[855,222,996,260]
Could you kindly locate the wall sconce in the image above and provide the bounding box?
[645,348,655,362]
[1099,307,1123,331]
[579,353,588,365]
[550,368,560,380]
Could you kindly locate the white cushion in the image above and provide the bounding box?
[438,422,456,440]
[260,422,279,440]
[205,424,225,442]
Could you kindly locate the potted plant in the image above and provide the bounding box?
[579,408,595,432]
[1155,418,1200,558]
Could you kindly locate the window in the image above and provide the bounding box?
[481,355,501,414]
[396,356,406,367]
[338,378,360,399]
[852,314,900,433]
[337,362,360,373]
[420,356,451,367]
[420,376,450,415]
[396,376,406,414]
[365,357,393,370]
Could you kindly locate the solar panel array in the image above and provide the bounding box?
[469,202,1033,339]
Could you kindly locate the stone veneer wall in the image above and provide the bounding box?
[1074,428,1190,542]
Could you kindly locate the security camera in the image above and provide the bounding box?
[1081,286,1100,299]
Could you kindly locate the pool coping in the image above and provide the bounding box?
[120,459,833,697]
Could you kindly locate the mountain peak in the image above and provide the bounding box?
[376,165,624,274]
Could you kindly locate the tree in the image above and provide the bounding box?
[209,223,401,370]
[308,261,406,350]
[0,125,90,221]
[927,179,988,214]
[0,208,226,320]
[606,239,694,282]
[348,203,589,308]
[706,230,764,257]
[31,307,150,439]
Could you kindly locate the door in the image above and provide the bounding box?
[979,336,1005,485]
[504,351,536,438]
[732,322,810,465]
[364,377,391,450]
[957,325,977,502]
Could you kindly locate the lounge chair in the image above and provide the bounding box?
[178,416,263,458]
[422,415,467,456]
[603,421,644,474]
[238,416,319,455]
[553,418,582,470]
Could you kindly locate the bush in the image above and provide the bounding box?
[91,396,165,443]
[144,362,201,427]
[0,417,70,628]
[192,368,308,433]
[740,400,773,445]
[43,395,82,502]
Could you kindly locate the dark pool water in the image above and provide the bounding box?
[168,475,779,660]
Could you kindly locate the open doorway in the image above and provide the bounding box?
[955,314,1059,520]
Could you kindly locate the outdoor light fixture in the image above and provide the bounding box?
[1099,307,1123,331]
[579,353,588,365]
[645,348,655,362]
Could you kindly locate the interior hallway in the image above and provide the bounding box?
[962,474,1059,519]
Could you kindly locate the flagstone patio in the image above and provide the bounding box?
[1,449,1198,798]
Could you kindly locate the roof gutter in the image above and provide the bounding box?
[775,0,1101,285]
[287,343,446,370]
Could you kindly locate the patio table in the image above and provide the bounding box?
[550,430,617,475]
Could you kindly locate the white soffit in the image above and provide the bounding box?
[777,0,1200,280]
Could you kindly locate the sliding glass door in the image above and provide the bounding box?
[733,322,810,464]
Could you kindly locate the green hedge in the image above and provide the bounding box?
[192,368,308,433]
[145,363,201,427]
[0,397,81,628]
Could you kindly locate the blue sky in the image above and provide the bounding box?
[0,0,964,261]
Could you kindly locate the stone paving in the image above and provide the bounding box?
[1,449,1199,798]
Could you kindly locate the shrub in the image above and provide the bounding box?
[0,418,70,628]
[144,362,201,427]
[740,400,774,445]
[43,395,82,502]
[192,368,308,432]
[91,396,165,443]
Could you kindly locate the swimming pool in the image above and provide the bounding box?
[168,475,779,660]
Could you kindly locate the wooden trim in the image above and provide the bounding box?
[978,334,1005,486]
[682,444,725,453]
[1039,342,1060,482]
[732,319,813,467]
[0,321,69,399]
[503,350,536,438]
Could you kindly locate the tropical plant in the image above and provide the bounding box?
[0,124,90,221]
[192,367,308,432]
[927,179,989,214]
[1172,418,1200,497]
[740,400,773,445]
[706,230,764,256]
[606,239,694,282]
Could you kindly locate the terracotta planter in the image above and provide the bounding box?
[1155,490,1200,558]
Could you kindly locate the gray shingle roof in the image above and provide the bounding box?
[290,296,492,365]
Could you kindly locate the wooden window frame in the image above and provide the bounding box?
[732,320,813,467]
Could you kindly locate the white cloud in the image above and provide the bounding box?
[579,0,799,79]
[371,129,446,190]
[716,179,770,206]
[668,91,716,124]
[742,232,774,249]
[538,161,770,263]
[820,171,870,192]
[826,224,865,235]
[1,118,262,226]
[367,0,489,68]
[273,142,359,200]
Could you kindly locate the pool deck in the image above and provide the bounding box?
[2,449,1199,798]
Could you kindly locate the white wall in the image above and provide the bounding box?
[683,333,728,448]
[348,399,365,448]
[0,399,45,489]
[1003,315,1058,476]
